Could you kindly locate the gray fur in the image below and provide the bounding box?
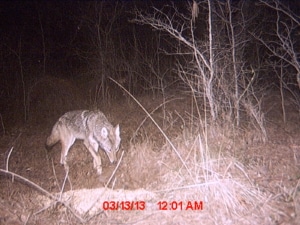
[46,110,121,175]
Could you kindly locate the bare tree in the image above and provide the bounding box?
[133,2,217,121]
[133,0,267,140]
[257,0,300,90]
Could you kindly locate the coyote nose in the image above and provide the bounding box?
[107,151,117,163]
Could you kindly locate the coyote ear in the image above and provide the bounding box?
[101,127,108,138]
[115,124,120,136]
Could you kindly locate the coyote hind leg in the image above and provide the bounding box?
[60,136,76,169]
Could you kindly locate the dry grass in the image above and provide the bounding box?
[4,124,285,224]
[0,84,298,224]
[0,118,298,224]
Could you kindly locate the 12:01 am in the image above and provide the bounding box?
[157,201,203,211]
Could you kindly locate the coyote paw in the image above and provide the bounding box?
[60,157,66,165]
[63,164,69,173]
[96,166,102,175]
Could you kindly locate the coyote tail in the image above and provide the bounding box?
[46,122,60,148]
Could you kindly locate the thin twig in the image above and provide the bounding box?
[0,169,85,223]
[59,168,70,201]
[83,150,125,216]
[105,150,124,188]
[131,98,181,142]
[0,113,5,135]
[109,77,195,182]
[51,158,60,190]
[6,147,14,171]
[0,169,56,200]
[6,133,22,171]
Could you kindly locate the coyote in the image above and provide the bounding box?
[46,110,121,175]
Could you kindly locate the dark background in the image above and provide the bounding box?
[0,0,299,130]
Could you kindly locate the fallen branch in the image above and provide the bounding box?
[0,168,86,223]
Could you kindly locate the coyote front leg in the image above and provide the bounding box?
[84,139,102,175]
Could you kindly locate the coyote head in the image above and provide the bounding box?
[95,124,121,163]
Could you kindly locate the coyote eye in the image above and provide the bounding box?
[100,127,108,139]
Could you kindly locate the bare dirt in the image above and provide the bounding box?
[0,89,299,225]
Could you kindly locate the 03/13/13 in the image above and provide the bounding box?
[102,200,203,211]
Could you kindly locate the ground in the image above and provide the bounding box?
[0,88,299,225]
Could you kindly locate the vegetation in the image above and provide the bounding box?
[0,1,299,224]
